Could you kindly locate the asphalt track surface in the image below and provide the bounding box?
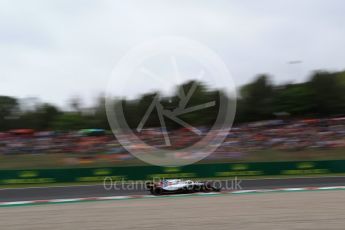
[1,191,345,229]
[1,176,345,202]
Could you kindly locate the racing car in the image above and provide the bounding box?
[146,179,221,195]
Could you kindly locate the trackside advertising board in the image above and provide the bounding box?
[0,160,343,185]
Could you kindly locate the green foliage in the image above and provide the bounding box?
[122,81,221,129]
[308,71,345,115]
[51,113,86,131]
[0,96,19,131]
[236,71,345,122]
[236,75,275,122]
[0,70,345,131]
[273,83,314,116]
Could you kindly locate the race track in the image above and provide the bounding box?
[1,190,344,230]
[1,176,345,202]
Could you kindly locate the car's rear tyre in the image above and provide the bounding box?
[153,188,163,195]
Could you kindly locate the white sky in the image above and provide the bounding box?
[1,0,345,108]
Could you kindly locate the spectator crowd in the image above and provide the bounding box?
[0,117,344,162]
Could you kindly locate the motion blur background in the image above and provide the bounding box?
[2,2,345,230]
[0,0,344,177]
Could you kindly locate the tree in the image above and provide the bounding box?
[0,96,19,131]
[92,95,110,129]
[273,83,314,116]
[69,96,83,114]
[237,75,274,121]
[51,113,86,131]
[308,71,345,115]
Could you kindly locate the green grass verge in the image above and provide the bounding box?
[1,148,345,169]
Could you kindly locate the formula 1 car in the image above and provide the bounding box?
[146,179,221,195]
